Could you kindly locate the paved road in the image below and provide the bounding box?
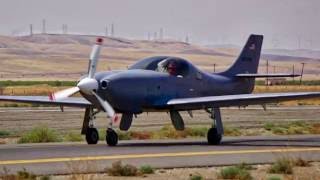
[0,135,320,175]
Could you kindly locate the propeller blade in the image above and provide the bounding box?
[88,38,103,78]
[49,87,80,101]
[92,91,115,119]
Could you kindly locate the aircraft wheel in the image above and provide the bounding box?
[207,127,222,145]
[106,128,118,146]
[86,128,99,144]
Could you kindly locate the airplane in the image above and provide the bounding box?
[1,34,320,146]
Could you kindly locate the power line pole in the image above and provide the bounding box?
[153,32,157,40]
[105,25,108,37]
[159,28,163,40]
[292,64,295,81]
[299,63,305,85]
[42,19,46,34]
[213,63,216,73]
[29,24,33,36]
[266,60,269,86]
[185,35,189,43]
[111,23,114,37]
[147,32,151,41]
[63,24,68,34]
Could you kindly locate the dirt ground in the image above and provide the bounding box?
[0,106,319,134]
[50,162,320,180]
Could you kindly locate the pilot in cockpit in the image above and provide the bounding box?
[157,59,179,76]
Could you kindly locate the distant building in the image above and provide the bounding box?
[265,78,287,86]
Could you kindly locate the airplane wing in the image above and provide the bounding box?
[235,73,300,78]
[0,96,91,108]
[167,92,320,110]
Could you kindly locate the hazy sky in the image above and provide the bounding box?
[1,0,320,49]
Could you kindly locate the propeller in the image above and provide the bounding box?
[49,37,117,121]
[49,87,79,101]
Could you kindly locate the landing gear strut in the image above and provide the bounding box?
[207,107,223,145]
[82,107,100,145]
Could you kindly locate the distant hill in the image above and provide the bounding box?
[0,34,318,80]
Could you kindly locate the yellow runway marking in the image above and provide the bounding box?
[1,148,320,165]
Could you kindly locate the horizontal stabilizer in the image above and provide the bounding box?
[235,73,300,78]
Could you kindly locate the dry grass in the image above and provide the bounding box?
[254,85,320,106]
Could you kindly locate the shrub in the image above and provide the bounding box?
[236,162,254,170]
[106,161,138,176]
[268,157,293,174]
[117,131,132,140]
[64,132,83,142]
[264,122,275,131]
[189,173,203,180]
[271,127,288,135]
[139,165,154,174]
[224,126,242,136]
[18,126,62,143]
[185,127,208,137]
[267,176,282,180]
[40,175,51,180]
[17,168,36,180]
[293,157,310,167]
[218,166,252,180]
[99,129,106,140]
[0,130,10,138]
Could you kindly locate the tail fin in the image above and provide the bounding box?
[221,34,263,76]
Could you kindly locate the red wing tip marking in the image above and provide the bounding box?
[49,93,55,101]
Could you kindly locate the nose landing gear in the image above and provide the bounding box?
[82,107,120,146]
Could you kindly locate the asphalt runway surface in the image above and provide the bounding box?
[1,135,320,175]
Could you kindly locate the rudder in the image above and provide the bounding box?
[221,34,263,76]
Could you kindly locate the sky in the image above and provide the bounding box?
[0,0,320,49]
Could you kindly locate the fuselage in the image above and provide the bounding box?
[85,56,254,114]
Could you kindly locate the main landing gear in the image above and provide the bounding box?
[82,107,119,146]
[206,107,223,145]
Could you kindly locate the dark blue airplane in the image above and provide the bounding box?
[1,34,320,146]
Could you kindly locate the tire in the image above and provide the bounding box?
[86,128,99,144]
[207,127,222,145]
[106,129,118,146]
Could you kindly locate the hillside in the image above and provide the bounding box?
[0,34,318,80]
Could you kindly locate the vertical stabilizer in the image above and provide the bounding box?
[221,34,263,76]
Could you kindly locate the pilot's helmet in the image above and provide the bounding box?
[167,61,177,75]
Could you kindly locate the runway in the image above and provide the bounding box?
[1,135,320,175]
